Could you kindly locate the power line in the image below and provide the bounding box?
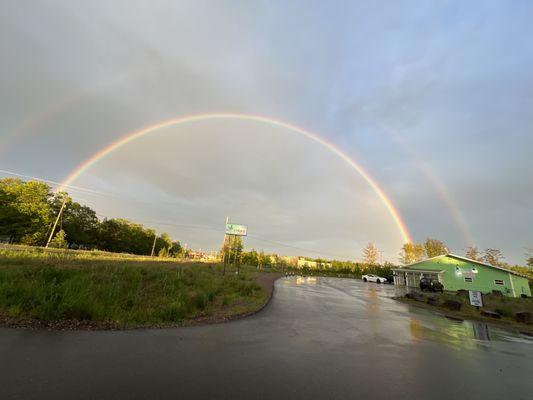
[0,169,110,197]
[1,168,356,260]
[92,211,354,259]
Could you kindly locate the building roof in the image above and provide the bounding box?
[394,253,530,279]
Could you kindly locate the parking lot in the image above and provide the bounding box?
[1,277,532,399]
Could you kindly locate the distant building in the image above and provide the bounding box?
[297,258,317,268]
[185,250,218,262]
[392,254,531,298]
[281,256,298,266]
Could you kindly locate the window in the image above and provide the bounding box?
[464,277,473,283]
[494,279,504,285]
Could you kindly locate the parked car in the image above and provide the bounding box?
[419,277,444,293]
[362,274,387,284]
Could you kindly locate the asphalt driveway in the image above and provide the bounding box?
[1,277,532,399]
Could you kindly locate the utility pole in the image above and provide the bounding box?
[151,233,157,257]
[45,195,67,248]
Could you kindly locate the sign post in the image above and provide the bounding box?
[222,220,247,275]
[469,290,483,309]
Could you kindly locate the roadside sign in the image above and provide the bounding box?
[225,223,247,236]
[469,290,483,307]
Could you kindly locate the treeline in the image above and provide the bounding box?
[2,178,531,275]
[231,240,533,282]
[293,260,395,279]
[238,245,395,279]
[0,178,182,256]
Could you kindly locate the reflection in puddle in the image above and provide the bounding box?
[366,288,380,313]
[472,322,491,341]
[295,276,317,285]
[409,318,422,341]
[407,308,533,345]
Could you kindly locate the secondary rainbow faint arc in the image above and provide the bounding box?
[58,113,413,244]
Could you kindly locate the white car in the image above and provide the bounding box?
[362,274,387,284]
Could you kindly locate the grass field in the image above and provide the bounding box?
[0,247,272,329]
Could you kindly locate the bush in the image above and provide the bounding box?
[494,307,513,318]
[239,282,261,296]
[191,291,208,311]
[443,299,462,311]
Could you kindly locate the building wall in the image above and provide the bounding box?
[398,256,531,298]
[511,273,532,297]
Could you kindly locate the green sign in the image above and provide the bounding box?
[225,223,247,236]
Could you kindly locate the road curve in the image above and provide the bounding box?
[1,277,532,399]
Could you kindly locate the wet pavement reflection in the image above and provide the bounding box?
[0,276,532,399]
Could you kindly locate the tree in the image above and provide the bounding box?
[168,241,183,258]
[0,178,54,244]
[0,178,193,258]
[222,235,243,264]
[49,229,68,249]
[242,250,259,266]
[258,250,270,269]
[526,248,533,268]
[154,232,173,256]
[232,236,243,264]
[98,219,155,255]
[482,248,505,267]
[424,238,447,258]
[399,243,425,265]
[362,242,378,265]
[60,198,99,248]
[465,246,481,261]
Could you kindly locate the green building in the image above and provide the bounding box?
[392,254,531,298]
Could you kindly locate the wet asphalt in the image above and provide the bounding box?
[1,276,532,400]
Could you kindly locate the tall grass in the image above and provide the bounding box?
[0,249,263,327]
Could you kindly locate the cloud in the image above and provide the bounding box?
[1,0,532,263]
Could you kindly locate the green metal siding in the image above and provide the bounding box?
[511,273,532,297]
[401,256,531,298]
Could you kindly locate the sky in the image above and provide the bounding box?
[1,0,532,264]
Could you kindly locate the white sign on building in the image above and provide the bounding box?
[469,290,483,307]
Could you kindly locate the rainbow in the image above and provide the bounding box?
[57,113,412,244]
[4,85,470,247]
[367,118,472,246]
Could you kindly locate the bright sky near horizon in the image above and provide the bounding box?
[1,1,532,263]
